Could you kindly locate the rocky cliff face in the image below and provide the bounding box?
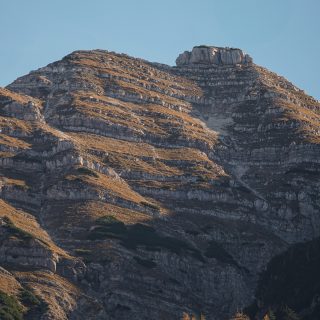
[176,46,252,66]
[0,46,319,319]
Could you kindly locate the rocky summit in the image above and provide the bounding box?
[176,46,252,66]
[0,45,319,320]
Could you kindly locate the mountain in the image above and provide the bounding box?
[0,45,319,320]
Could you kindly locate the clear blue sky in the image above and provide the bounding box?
[1,0,319,99]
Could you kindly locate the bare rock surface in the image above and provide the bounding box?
[176,46,252,66]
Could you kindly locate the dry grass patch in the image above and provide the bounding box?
[0,272,21,296]
[65,168,145,203]
[0,200,68,257]
[69,50,202,97]
[14,271,79,320]
[0,117,33,135]
[0,151,16,158]
[70,132,213,161]
[0,134,31,150]
[78,201,153,225]
[0,87,42,106]
[0,177,28,189]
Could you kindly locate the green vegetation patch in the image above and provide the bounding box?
[0,290,23,320]
[19,289,40,307]
[20,287,48,319]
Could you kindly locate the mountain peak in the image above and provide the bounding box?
[176,45,253,66]
[1,46,319,320]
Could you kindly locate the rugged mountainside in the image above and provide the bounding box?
[0,45,319,320]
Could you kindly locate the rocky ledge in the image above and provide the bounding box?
[176,45,253,66]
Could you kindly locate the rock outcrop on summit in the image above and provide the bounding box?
[0,46,319,320]
[176,46,252,66]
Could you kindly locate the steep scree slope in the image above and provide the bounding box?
[0,45,319,319]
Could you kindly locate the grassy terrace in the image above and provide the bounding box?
[67,90,217,148]
[0,200,67,256]
[70,132,213,161]
[64,165,145,204]
[68,132,225,183]
[67,50,202,97]
[2,216,34,241]
[0,134,31,150]
[256,65,320,144]
[0,87,42,106]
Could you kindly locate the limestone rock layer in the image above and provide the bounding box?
[0,46,319,320]
[176,46,252,66]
